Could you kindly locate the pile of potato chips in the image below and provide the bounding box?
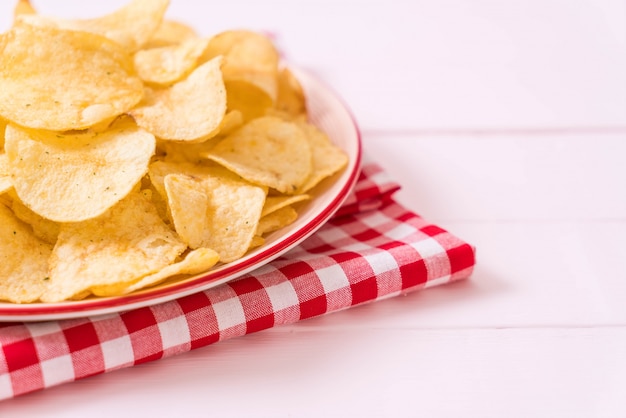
[0,0,348,303]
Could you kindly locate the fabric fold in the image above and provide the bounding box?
[0,162,475,400]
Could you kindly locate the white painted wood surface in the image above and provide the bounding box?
[1,1,624,416]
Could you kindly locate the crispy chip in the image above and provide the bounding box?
[164,172,266,262]
[0,24,143,130]
[10,193,60,245]
[129,56,227,142]
[15,0,169,52]
[296,122,349,193]
[148,160,216,198]
[144,19,198,48]
[117,247,220,295]
[203,30,279,99]
[257,205,298,236]
[134,37,210,86]
[274,67,307,118]
[0,204,52,303]
[4,118,156,222]
[0,152,11,195]
[261,194,310,217]
[40,191,187,302]
[202,30,279,120]
[13,0,36,19]
[203,116,312,194]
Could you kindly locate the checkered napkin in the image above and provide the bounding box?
[0,162,475,400]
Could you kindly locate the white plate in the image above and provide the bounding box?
[0,68,362,322]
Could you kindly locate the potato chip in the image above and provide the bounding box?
[0,117,6,148]
[116,247,220,295]
[15,0,169,52]
[261,194,310,217]
[148,160,216,198]
[203,116,312,194]
[40,191,187,303]
[274,67,307,118]
[144,19,199,48]
[249,235,265,249]
[4,118,156,222]
[163,174,209,248]
[164,172,266,262]
[134,37,210,86]
[13,0,36,19]
[0,204,52,303]
[0,152,11,195]
[257,205,298,236]
[129,56,227,142]
[296,122,349,193]
[155,110,242,164]
[0,24,143,131]
[10,193,60,245]
[202,30,279,120]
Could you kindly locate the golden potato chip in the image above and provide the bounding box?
[203,30,279,99]
[134,37,210,86]
[261,194,310,217]
[148,160,215,198]
[203,116,312,194]
[10,193,60,245]
[202,30,279,120]
[296,122,349,193]
[144,19,199,48]
[117,247,220,295]
[274,67,307,118]
[163,174,209,248]
[0,204,52,303]
[257,205,298,236]
[129,56,227,142]
[164,172,266,262]
[155,110,242,164]
[249,235,265,249]
[16,0,169,52]
[40,191,187,303]
[0,152,11,195]
[0,24,143,131]
[0,116,6,148]
[13,0,36,19]
[4,118,156,222]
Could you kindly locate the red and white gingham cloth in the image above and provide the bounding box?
[0,162,475,400]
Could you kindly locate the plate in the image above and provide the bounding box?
[0,68,362,322]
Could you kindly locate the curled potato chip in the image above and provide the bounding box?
[40,191,187,303]
[203,116,312,194]
[129,56,227,142]
[0,204,52,303]
[13,0,36,19]
[134,37,210,86]
[116,247,220,295]
[202,30,279,119]
[4,118,156,222]
[274,67,307,118]
[0,153,11,194]
[145,19,199,48]
[257,205,298,236]
[296,122,349,193]
[0,24,143,131]
[164,172,266,262]
[15,0,169,52]
[10,193,60,245]
[261,194,310,217]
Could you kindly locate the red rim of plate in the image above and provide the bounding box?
[0,67,362,321]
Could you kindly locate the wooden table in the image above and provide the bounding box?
[1,1,624,416]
